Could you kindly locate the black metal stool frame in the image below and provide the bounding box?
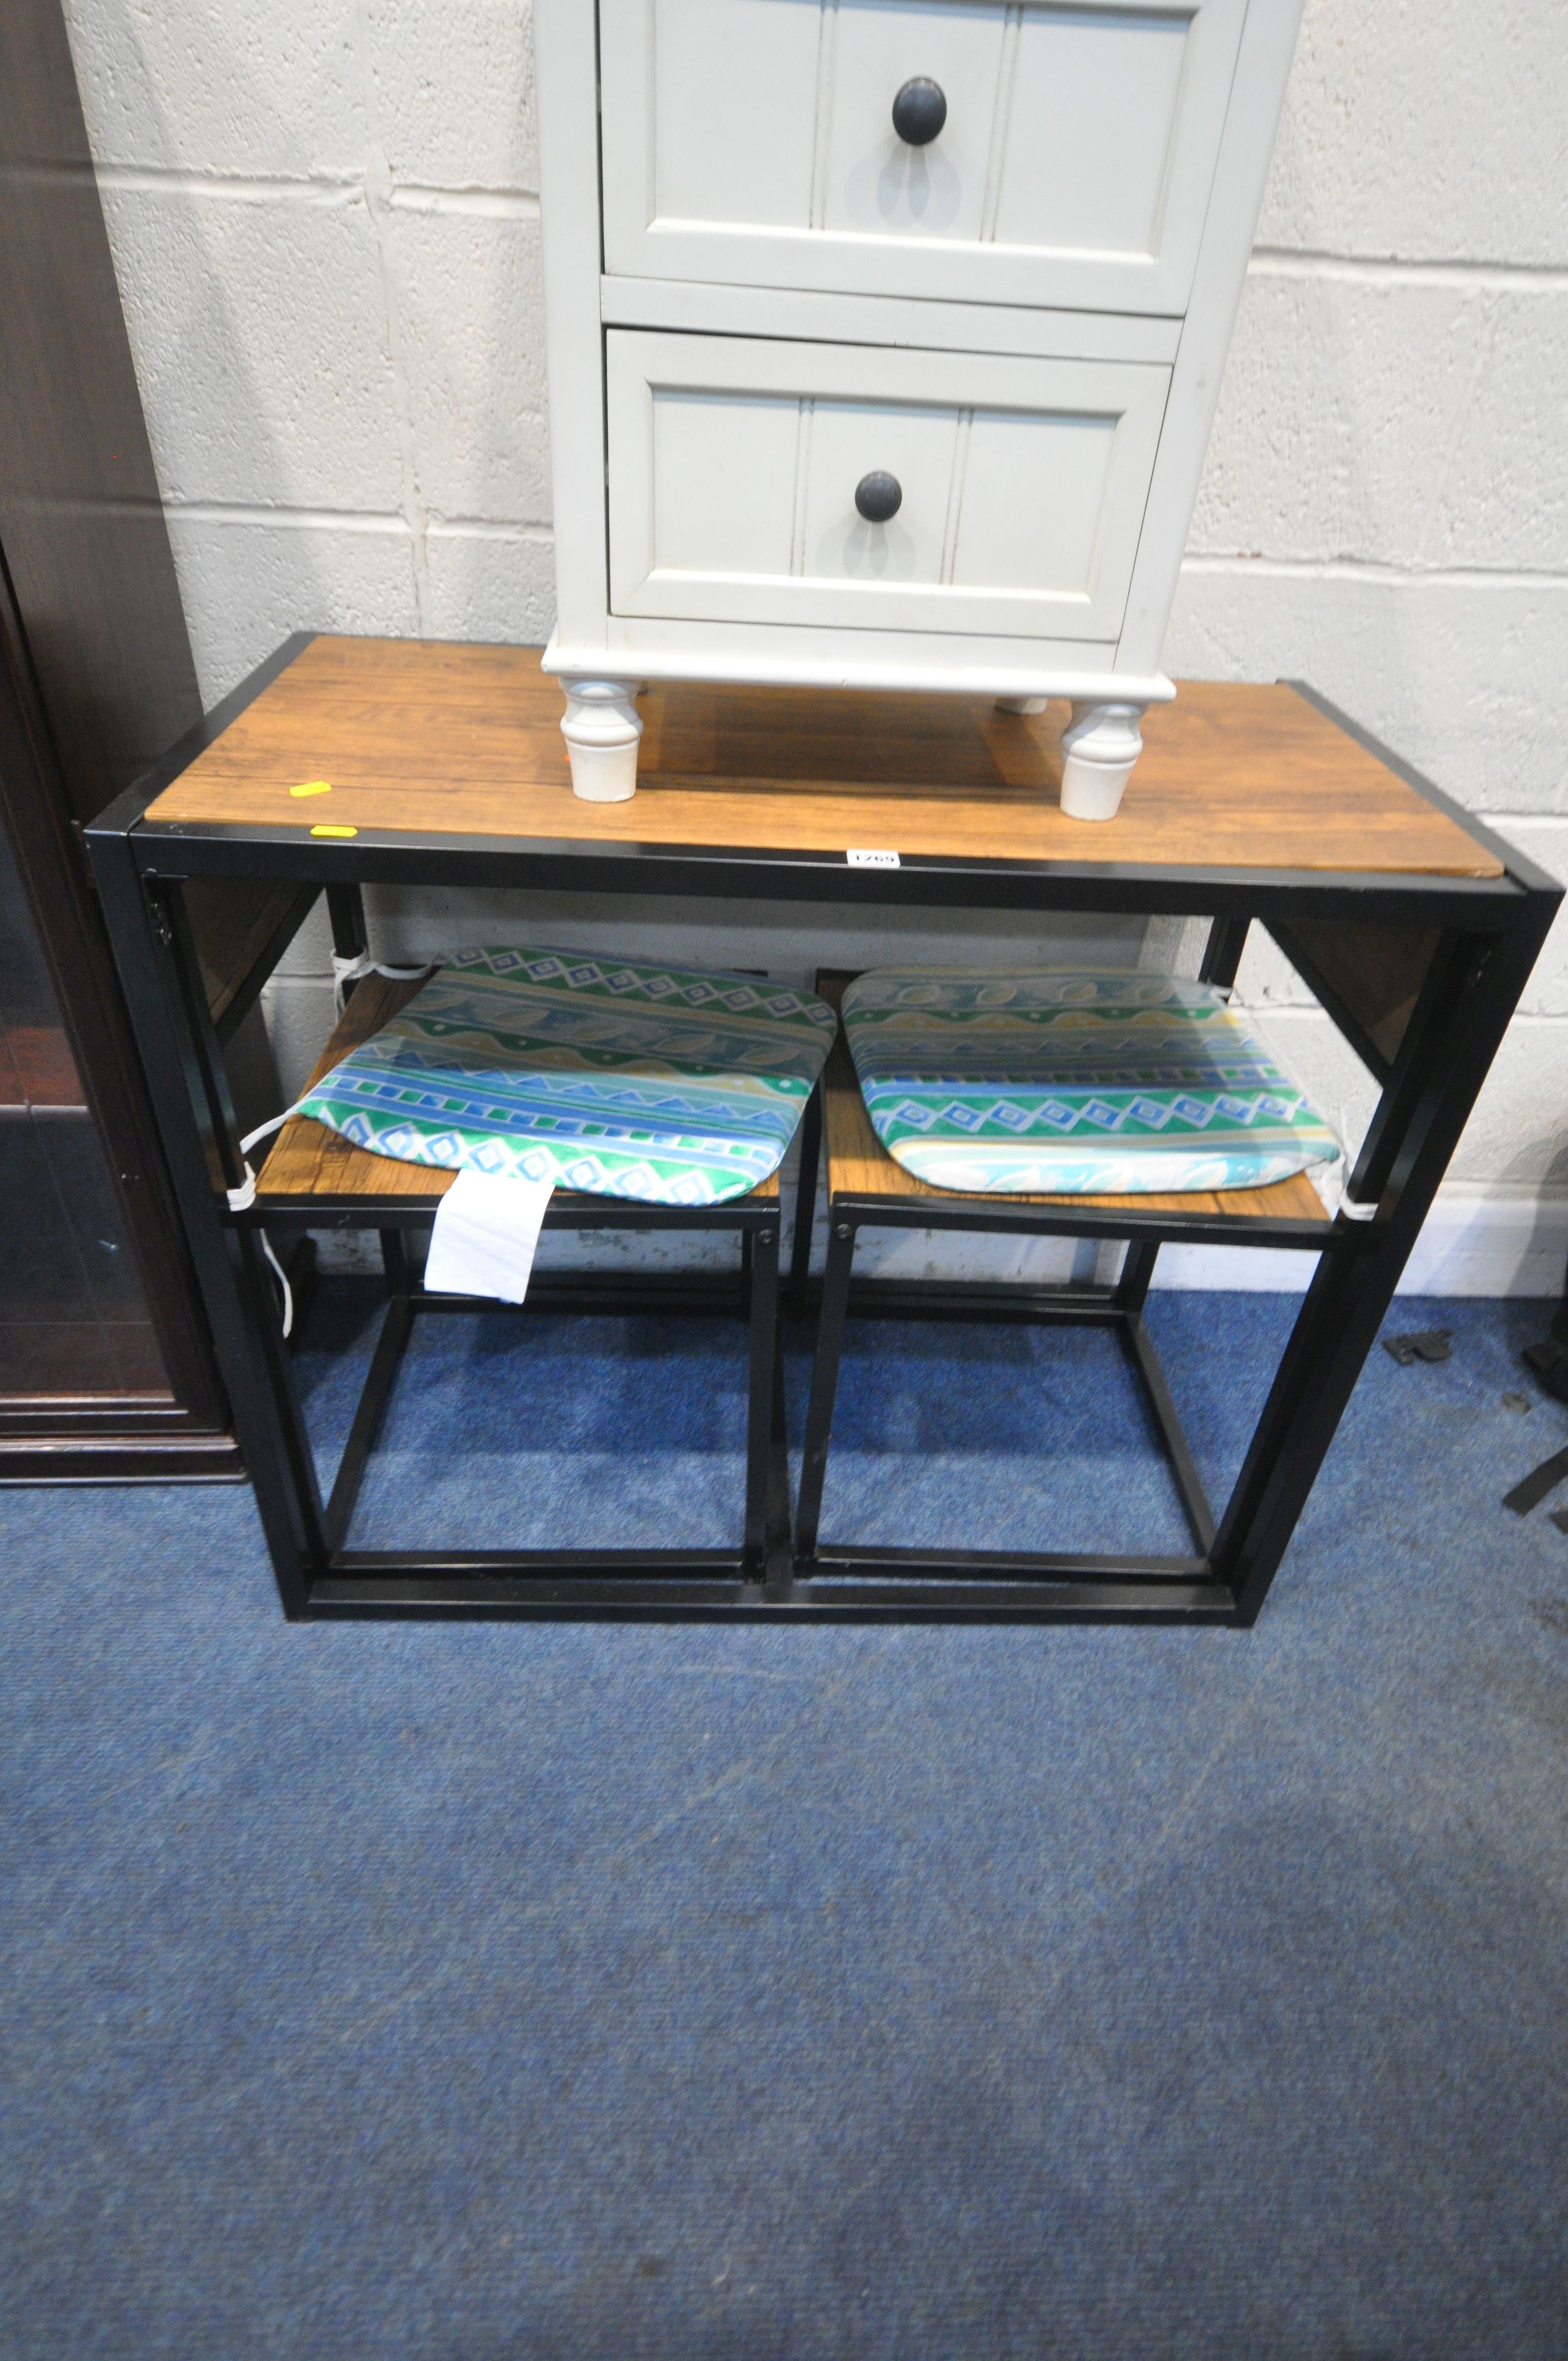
[788,971,1370,1618]
[248,1188,787,1611]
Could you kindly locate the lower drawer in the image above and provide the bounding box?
[606,329,1169,643]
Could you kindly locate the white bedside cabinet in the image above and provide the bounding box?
[533,0,1304,816]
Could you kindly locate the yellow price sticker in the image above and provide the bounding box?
[310,823,358,839]
[289,780,332,798]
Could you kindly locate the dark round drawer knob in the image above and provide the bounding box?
[892,76,946,146]
[854,470,903,524]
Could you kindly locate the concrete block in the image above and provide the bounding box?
[1135,915,1208,976]
[1442,1018,1568,1186]
[1253,1000,1568,1194]
[356,885,1146,983]
[165,515,419,706]
[1206,867,1568,1185]
[423,528,557,644]
[363,0,537,193]
[258,975,338,1105]
[1194,275,1568,573]
[1260,0,1568,265]
[61,0,367,178]
[1481,820,1568,1015]
[1246,1003,1381,1164]
[1231,928,1322,1015]
[386,209,548,523]
[1420,298,1568,573]
[1103,864,1568,1028]
[100,187,404,511]
[1396,1185,1568,1298]
[273,897,336,981]
[1238,880,1568,1024]
[1154,1186,1568,1298]
[1166,570,1568,817]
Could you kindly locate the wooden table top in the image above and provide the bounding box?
[143,635,1501,880]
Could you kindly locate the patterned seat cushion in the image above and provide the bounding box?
[841,968,1341,1196]
[297,946,836,1206]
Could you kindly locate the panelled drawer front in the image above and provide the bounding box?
[606,331,1169,640]
[600,0,1246,317]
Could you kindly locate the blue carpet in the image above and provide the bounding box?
[3,1291,1566,2357]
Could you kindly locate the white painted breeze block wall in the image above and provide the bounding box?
[61,0,1568,1292]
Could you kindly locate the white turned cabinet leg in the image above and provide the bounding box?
[995,695,1049,715]
[559,677,643,802]
[1059,701,1145,821]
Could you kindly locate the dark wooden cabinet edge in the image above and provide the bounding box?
[0,572,235,1434]
[0,2,247,1465]
[0,1430,244,1484]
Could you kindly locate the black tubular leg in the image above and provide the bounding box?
[280,1232,319,1348]
[742,1219,780,1570]
[325,1293,413,1551]
[162,881,335,1583]
[795,1215,857,1562]
[1209,1238,1379,1624]
[1215,907,1556,1624]
[1199,916,1250,988]
[1120,1313,1216,1555]
[379,1228,412,1296]
[763,1323,793,1585]
[327,882,368,967]
[1347,929,1468,1206]
[789,1080,823,1314]
[1115,1238,1160,1315]
[739,1227,754,1326]
[88,848,329,1614]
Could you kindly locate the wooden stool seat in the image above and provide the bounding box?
[821,1028,1324,1225]
[813,973,1328,1228]
[254,971,778,1214]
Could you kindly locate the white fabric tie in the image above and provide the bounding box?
[259,1234,297,1338]
[1306,1156,1378,1223]
[222,958,434,1335]
[424,1169,555,1304]
[226,1107,302,1215]
[331,953,434,1013]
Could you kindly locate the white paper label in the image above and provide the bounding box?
[846,848,901,868]
[424,1168,554,1304]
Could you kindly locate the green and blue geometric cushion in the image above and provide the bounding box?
[296,945,836,1207]
[841,968,1341,1196]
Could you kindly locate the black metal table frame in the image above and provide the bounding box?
[85,635,1561,1624]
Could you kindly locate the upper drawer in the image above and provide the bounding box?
[599,0,1248,317]
[606,329,1169,641]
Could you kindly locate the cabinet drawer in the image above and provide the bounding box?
[600,0,1246,317]
[606,330,1168,641]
